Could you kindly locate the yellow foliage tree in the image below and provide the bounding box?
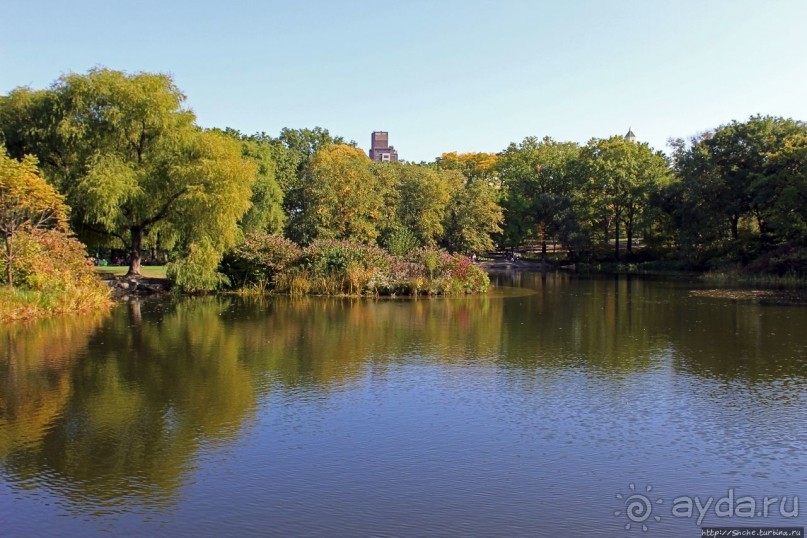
[0,147,68,287]
[292,144,382,244]
[436,151,500,186]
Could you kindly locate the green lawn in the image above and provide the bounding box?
[96,265,168,279]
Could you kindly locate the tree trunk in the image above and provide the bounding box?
[614,215,621,261]
[730,214,739,240]
[756,211,770,246]
[128,226,142,276]
[4,235,12,288]
[541,226,547,261]
[626,213,634,255]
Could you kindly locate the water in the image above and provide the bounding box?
[1,273,805,536]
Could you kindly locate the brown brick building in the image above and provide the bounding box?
[369,131,399,162]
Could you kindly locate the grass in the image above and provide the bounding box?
[96,265,168,279]
[0,287,42,321]
[0,284,112,322]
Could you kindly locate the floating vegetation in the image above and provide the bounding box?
[690,288,807,305]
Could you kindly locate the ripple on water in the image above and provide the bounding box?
[1,279,806,537]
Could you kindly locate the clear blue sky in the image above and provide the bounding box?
[2,0,806,162]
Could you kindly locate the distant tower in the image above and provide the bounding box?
[369,131,399,162]
[624,127,637,143]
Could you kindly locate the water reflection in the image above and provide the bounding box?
[0,274,805,535]
[0,315,105,457]
[0,299,257,512]
[491,271,807,380]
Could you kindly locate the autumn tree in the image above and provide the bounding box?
[435,151,500,186]
[289,144,382,244]
[276,127,353,227]
[0,147,68,287]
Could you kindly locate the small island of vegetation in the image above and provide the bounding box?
[223,233,489,296]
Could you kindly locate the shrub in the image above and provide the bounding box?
[0,229,110,320]
[221,232,302,289]
[747,245,807,276]
[443,252,490,293]
[302,239,389,277]
[383,227,420,257]
[407,247,490,294]
[298,239,391,294]
[274,268,312,296]
[371,257,425,295]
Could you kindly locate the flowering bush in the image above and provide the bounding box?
[221,232,302,289]
[371,257,425,295]
[407,247,490,294]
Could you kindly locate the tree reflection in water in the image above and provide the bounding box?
[1,276,805,519]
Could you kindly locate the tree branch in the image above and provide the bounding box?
[141,188,187,229]
[82,223,130,249]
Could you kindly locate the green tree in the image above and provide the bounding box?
[219,128,285,235]
[579,136,669,260]
[278,127,349,162]
[0,69,257,284]
[442,176,503,254]
[369,161,403,242]
[395,164,454,246]
[668,115,806,265]
[0,148,68,287]
[762,133,807,244]
[0,87,72,179]
[498,137,581,256]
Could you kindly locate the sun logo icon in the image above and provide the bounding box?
[614,483,664,532]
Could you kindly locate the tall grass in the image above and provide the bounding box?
[0,284,111,322]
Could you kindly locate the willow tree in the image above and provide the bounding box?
[80,129,256,289]
[0,69,256,284]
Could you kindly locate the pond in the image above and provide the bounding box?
[1,272,805,536]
